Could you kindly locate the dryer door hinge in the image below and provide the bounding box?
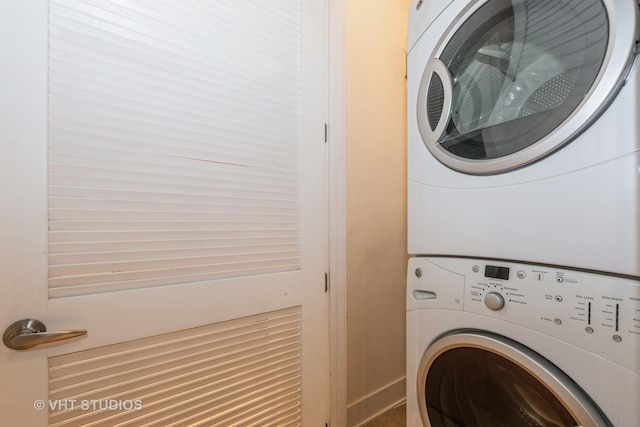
[324,123,328,143]
[324,272,329,293]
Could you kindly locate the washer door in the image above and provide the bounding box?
[417,332,611,427]
[417,0,639,174]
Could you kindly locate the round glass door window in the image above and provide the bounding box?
[417,0,616,174]
[418,333,611,427]
[425,348,578,426]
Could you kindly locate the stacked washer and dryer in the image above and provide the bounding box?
[406,0,640,426]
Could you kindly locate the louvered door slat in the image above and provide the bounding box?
[48,0,303,298]
[49,308,302,427]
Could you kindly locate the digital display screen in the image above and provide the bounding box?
[485,265,510,280]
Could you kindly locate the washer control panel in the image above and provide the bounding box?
[408,257,640,373]
[465,261,640,337]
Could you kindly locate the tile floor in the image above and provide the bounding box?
[363,404,406,427]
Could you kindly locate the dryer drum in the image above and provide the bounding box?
[417,332,611,427]
[518,69,581,118]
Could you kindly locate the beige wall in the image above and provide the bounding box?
[346,0,412,425]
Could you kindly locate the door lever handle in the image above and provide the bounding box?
[3,319,86,350]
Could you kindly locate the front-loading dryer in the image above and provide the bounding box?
[407,0,640,276]
[406,256,640,426]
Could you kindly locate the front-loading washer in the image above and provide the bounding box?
[406,256,640,426]
[407,0,640,276]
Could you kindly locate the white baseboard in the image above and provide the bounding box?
[347,376,406,427]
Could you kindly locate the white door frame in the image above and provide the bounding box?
[328,0,348,425]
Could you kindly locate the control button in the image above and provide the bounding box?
[612,335,622,343]
[585,327,594,334]
[554,295,563,302]
[556,276,564,283]
[516,271,526,279]
[554,318,562,325]
[472,265,480,273]
[535,274,544,281]
[484,292,505,311]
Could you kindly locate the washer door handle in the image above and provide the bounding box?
[413,290,437,300]
[417,58,453,145]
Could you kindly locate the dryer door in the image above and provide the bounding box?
[417,332,611,427]
[417,0,639,174]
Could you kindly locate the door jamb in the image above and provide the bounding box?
[329,0,347,425]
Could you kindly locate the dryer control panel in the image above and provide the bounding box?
[408,257,640,373]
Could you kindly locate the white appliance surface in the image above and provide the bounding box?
[407,0,640,276]
[407,257,640,426]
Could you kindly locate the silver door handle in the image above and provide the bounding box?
[417,58,454,145]
[3,319,86,350]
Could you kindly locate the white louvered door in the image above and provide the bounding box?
[0,1,328,425]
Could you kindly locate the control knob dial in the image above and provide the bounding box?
[484,292,505,311]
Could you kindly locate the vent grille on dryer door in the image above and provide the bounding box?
[427,73,445,132]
